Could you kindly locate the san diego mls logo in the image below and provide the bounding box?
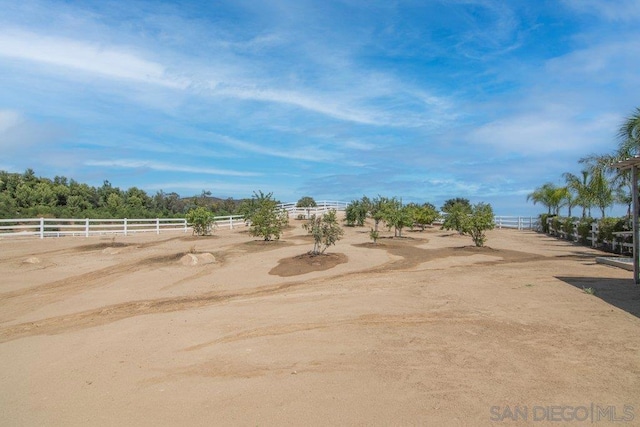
[490,404,635,423]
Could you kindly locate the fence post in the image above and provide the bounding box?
[124,218,128,236]
[85,218,89,237]
[156,218,160,234]
[229,216,233,229]
[39,217,44,239]
[184,219,188,233]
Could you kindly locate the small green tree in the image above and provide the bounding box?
[296,196,317,219]
[461,202,495,247]
[345,199,368,226]
[369,228,379,244]
[409,202,439,231]
[296,196,317,208]
[441,201,472,234]
[303,209,344,255]
[441,198,471,213]
[245,191,288,241]
[382,198,413,237]
[367,195,391,232]
[186,207,215,236]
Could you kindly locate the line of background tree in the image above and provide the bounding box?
[188,192,495,248]
[0,169,249,219]
[527,108,640,240]
[344,196,495,247]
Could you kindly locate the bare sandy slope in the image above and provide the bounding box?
[1,221,639,426]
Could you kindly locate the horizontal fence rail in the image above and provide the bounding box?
[0,201,536,239]
[0,200,541,239]
[0,201,351,239]
[0,216,245,238]
[279,201,349,218]
[494,216,539,230]
[0,218,189,238]
[544,217,633,254]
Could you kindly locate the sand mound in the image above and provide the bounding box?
[102,247,125,255]
[179,253,216,266]
[198,253,216,263]
[22,257,41,264]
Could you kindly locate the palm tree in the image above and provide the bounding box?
[581,139,635,218]
[527,184,553,215]
[615,108,640,216]
[563,170,593,218]
[558,186,572,217]
[527,183,567,215]
[591,168,615,218]
[563,187,576,217]
[575,108,640,219]
[618,107,640,151]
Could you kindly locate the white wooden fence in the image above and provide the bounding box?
[0,200,538,239]
[0,215,246,239]
[494,216,538,230]
[545,217,633,254]
[0,201,350,239]
[279,201,348,218]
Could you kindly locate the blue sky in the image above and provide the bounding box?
[1,0,639,215]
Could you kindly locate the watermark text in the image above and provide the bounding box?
[490,404,635,423]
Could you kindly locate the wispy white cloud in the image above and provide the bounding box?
[84,159,261,177]
[451,0,521,54]
[341,139,377,151]
[0,109,67,152]
[0,28,453,129]
[468,109,620,155]
[0,30,188,88]
[545,39,640,86]
[209,133,338,163]
[423,177,482,195]
[212,82,451,128]
[0,110,22,133]
[143,180,293,199]
[561,0,640,22]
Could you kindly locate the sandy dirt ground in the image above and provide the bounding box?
[1,220,639,426]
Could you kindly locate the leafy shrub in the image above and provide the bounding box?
[369,228,379,244]
[244,191,289,241]
[296,196,317,208]
[461,202,495,247]
[441,201,472,234]
[562,217,577,240]
[345,199,367,226]
[408,202,439,231]
[303,210,344,255]
[577,217,595,244]
[185,207,215,236]
[540,213,552,233]
[597,217,627,244]
[383,199,413,237]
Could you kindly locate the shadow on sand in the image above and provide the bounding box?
[556,276,640,318]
